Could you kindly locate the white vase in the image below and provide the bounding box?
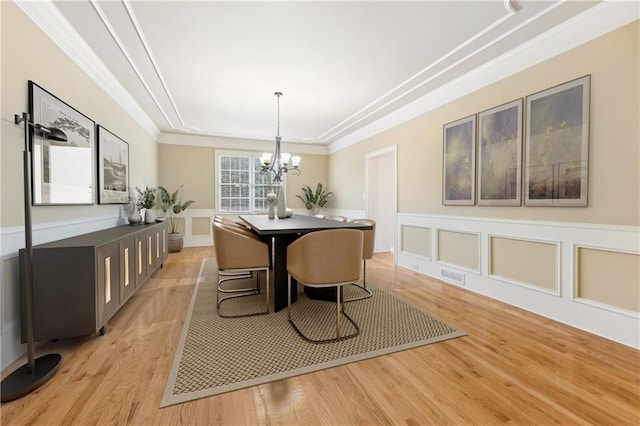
[144,209,155,224]
[128,211,142,225]
[277,188,287,219]
[266,193,277,219]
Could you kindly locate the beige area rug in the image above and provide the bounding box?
[161,258,466,407]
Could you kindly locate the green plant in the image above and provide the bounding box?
[296,183,332,210]
[158,185,195,233]
[135,186,156,211]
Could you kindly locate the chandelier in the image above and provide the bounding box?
[260,92,300,183]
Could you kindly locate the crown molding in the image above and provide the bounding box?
[328,1,639,154]
[159,132,328,155]
[317,0,518,143]
[14,0,161,141]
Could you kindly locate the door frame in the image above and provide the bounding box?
[365,145,397,260]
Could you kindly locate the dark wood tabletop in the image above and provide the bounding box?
[238,214,372,311]
[238,214,372,235]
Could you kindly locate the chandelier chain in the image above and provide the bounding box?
[275,91,282,137]
[261,91,299,183]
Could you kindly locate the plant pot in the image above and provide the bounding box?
[144,209,156,224]
[168,232,184,253]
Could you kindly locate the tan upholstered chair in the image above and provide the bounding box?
[214,215,251,231]
[287,229,363,343]
[213,216,257,280]
[215,215,276,266]
[326,215,347,222]
[346,219,376,302]
[213,222,270,317]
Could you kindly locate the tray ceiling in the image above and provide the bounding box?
[45,1,608,145]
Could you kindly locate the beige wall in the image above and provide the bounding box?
[286,153,329,210]
[1,2,159,228]
[158,144,215,209]
[328,21,639,226]
[157,143,328,211]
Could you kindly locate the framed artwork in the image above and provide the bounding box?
[524,75,590,206]
[477,99,523,206]
[97,125,130,204]
[29,81,95,205]
[443,114,476,205]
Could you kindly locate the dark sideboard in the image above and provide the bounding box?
[19,221,168,342]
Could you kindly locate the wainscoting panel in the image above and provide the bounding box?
[575,246,639,315]
[396,213,639,349]
[1,257,19,336]
[401,225,431,260]
[192,217,212,236]
[181,210,212,247]
[489,235,560,295]
[436,229,481,274]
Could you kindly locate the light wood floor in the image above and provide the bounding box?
[1,247,639,425]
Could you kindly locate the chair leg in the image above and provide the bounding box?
[345,260,373,302]
[218,271,259,294]
[288,282,360,344]
[336,285,341,339]
[219,270,252,279]
[287,274,293,321]
[217,268,270,318]
[217,274,258,310]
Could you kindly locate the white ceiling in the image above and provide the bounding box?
[32,1,620,145]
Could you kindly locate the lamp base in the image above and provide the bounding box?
[0,353,61,402]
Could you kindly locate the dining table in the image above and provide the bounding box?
[238,214,374,312]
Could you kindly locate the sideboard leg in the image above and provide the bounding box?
[99,326,106,336]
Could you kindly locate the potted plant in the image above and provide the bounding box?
[135,186,157,224]
[158,185,195,253]
[296,183,332,216]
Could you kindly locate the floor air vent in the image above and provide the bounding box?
[440,268,465,285]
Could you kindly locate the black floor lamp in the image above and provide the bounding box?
[0,113,66,402]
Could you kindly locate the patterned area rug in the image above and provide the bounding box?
[161,258,466,407]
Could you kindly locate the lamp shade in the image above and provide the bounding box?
[260,153,272,166]
[34,124,67,142]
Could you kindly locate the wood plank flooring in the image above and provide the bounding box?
[1,247,638,425]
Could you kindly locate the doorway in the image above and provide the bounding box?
[366,146,396,253]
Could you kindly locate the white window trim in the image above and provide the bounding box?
[216,150,285,214]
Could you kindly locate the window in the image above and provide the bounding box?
[217,152,276,213]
